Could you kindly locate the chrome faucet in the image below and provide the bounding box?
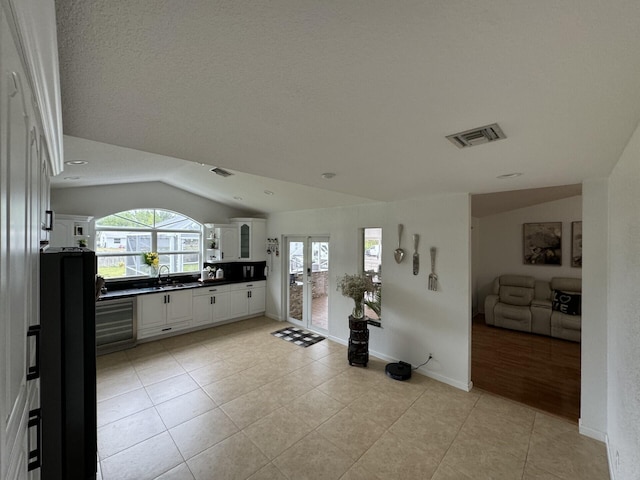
[157,265,170,284]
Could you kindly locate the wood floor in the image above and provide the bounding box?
[471,314,581,422]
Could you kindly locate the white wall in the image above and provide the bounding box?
[476,195,582,313]
[267,193,472,390]
[51,181,250,223]
[580,178,608,441]
[606,122,640,480]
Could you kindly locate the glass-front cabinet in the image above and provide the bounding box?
[230,218,266,262]
[239,222,250,259]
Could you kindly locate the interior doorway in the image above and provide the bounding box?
[470,186,583,422]
[286,236,330,332]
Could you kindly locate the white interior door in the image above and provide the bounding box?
[286,236,330,332]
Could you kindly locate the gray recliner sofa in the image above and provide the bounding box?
[484,275,582,342]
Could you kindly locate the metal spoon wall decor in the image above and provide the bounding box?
[394,224,405,264]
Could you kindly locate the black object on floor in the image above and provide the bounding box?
[386,361,412,381]
[271,327,326,347]
[348,316,369,367]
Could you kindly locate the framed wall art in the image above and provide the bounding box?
[523,222,562,265]
[571,221,582,268]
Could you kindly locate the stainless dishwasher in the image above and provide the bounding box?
[95,297,137,355]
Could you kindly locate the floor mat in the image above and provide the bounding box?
[271,327,326,348]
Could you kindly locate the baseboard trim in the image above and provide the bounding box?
[606,434,616,480]
[578,419,606,442]
[265,312,282,321]
[327,336,471,392]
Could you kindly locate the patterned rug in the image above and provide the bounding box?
[271,327,326,348]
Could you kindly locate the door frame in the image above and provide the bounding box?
[283,235,330,332]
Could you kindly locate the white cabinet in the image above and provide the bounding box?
[192,285,230,327]
[229,281,266,318]
[220,226,239,261]
[231,218,266,261]
[50,214,93,248]
[138,290,192,339]
[203,224,238,262]
[1,8,53,477]
[249,285,266,314]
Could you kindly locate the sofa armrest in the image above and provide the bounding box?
[484,294,499,325]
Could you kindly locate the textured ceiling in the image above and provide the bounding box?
[54,0,640,212]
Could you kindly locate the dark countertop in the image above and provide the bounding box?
[98,277,266,301]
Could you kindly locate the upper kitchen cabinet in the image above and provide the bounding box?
[50,214,93,248]
[231,218,266,262]
[203,223,238,262]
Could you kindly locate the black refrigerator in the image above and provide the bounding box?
[40,247,97,480]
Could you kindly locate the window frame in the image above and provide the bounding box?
[95,209,203,280]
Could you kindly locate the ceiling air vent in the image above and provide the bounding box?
[446,123,506,148]
[210,167,234,178]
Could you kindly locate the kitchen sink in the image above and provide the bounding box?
[153,283,186,290]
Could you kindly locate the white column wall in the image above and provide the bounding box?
[606,121,640,480]
[579,178,608,441]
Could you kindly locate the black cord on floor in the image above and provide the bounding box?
[413,354,433,370]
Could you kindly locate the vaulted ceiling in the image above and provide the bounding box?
[54,0,640,213]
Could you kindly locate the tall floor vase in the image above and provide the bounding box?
[348,315,369,367]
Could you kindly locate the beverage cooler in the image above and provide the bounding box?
[39,247,97,479]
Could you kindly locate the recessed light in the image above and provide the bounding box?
[497,172,523,179]
[321,172,336,179]
[264,190,274,196]
[233,196,243,201]
[63,176,80,180]
[64,160,88,166]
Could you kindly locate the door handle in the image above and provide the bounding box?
[28,408,41,471]
[27,325,40,381]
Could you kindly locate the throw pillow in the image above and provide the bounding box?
[552,290,581,316]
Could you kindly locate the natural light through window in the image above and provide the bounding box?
[95,209,202,279]
[363,227,382,321]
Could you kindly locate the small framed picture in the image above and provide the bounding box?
[74,225,84,236]
[571,221,582,268]
[523,222,562,265]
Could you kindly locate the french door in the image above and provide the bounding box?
[286,236,330,332]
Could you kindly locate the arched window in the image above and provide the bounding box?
[95,209,202,279]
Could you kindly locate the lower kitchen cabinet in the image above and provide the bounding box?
[138,290,192,339]
[135,281,266,341]
[192,285,230,327]
[229,281,266,318]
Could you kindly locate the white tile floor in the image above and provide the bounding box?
[96,316,609,480]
